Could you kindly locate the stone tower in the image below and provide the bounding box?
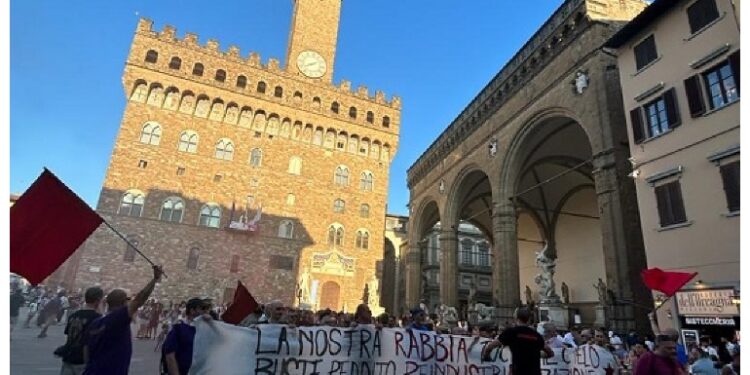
[286,0,342,83]
[64,3,401,313]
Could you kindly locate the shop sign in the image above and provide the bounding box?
[676,289,738,317]
[684,316,736,326]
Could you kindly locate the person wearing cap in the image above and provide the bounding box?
[83,265,164,375]
[162,297,210,375]
[407,307,430,331]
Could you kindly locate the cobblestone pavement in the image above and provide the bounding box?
[10,308,162,374]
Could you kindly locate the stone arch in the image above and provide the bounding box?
[194,95,211,118]
[238,106,253,127]
[292,121,303,141]
[130,80,149,102]
[224,102,239,124]
[253,110,267,132]
[209,99,225,122]
[178,91,196,114]
[163,87,180,110]
[280,118,292,138]
[147,84,165,107]
[266,114,280,136]
[444,164,494,235]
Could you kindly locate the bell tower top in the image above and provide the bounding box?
[286,0,342,83]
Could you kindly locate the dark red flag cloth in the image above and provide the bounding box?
[10,169,103,285]
[641,268,697,297]
[222,281,259,325]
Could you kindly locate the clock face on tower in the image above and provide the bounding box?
[296,50,327,78]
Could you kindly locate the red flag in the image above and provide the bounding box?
[641,268,697,297]
[10,169,103,285]
[222,281,259,324]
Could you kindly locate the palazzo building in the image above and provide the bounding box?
[606,0,740,342]
[63,0,401,310]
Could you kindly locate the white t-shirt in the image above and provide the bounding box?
[563,332,578,348]
[702,345,719,358]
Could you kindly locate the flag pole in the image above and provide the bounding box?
[101,219,167,278]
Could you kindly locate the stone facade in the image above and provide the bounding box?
[406,0,653,333]
[65,0,401,310]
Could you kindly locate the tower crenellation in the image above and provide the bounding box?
[132,18,400,111]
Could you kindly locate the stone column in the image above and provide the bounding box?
[592,149,651,333]
[438,229,459,307]
[492,201,521,321]
[404,244,422,309]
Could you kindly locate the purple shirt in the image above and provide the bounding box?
[163,322,196,375]
[83,306,132,375]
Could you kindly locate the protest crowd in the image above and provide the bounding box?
[9,265,741,375]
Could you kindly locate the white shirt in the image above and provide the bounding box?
[563,332,578,348]
[645,340,655,351]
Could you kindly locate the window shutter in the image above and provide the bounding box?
[720,162,740,212]
[668,182,687,224]
[663,88,681,129]
[655,185,670,226]
[729,50,740,95]
[630,107,645,144]
[684,75,706,117]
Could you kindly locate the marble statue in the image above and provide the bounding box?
[561,282,570,305]
[298,267,311,304]
[534,241,559,303]
[468,279,478,307]
[594,278,608,306]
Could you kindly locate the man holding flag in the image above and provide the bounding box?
[82,265,164,375]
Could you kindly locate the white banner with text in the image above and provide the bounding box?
[188,321,620,375]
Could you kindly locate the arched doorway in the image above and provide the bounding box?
[510,117,605,323]
[319,281,341,311]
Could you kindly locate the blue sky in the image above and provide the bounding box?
[11,1,562,216]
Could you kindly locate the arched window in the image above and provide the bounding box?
[331,101,340,114]
[215,139,234,160]
[461,239,474,265]
[313,129,324,146]
[349,106,357,119]
[278,220,295,239]
[215,69,226,82]
[178,131,199,153]
[324,130,335,149]
[187,247,200,270]
[356,230,370,250]
[383,116,391,128]
[348,136,359,154]
[139,122,162,145]
[147,86,165,107]
[312,97,321,109]
[359,204,370,218]
[333,199,345,213]
[274,86,283,98]
[192,63,204,76]
[359,138,370,156]
[328,224,344,247]
[478,242,490,267]
[360,172,374,192]
[366,111,374,124]
[257,81,267,94]
[169,57,181,70]
[209,101,225,121]
[124,239,138,263]
[199,204,221,228]
[293,91,303,103]
[145,50,158,63]
[236,75,247,89]
[130,82,148,102]
[336,133,347,150]
[371,142,381,160]
[230,255,240,273]
[334,166,349,186]
[249,148,262,167]
[288,156,302,175]
[160,197,184,223]
[119,190,145,217]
